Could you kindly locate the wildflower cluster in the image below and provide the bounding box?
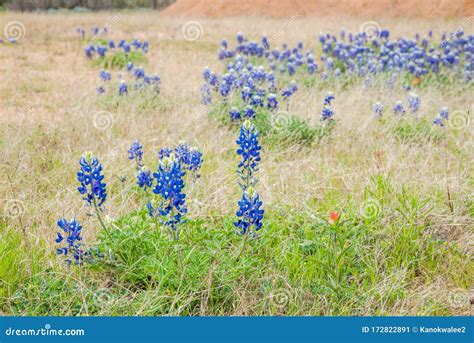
[319,29,474,83]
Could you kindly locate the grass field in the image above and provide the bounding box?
[0,11,472,316]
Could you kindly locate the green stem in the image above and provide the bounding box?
[235,232,250,260]
[93,199,111,240]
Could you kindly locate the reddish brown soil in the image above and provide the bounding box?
[162,0,474,18]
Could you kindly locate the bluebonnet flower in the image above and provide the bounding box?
[244,105,255,118]
[234,187,264,237]
[97,45,107,58]
[230,107,241,121]
[439,107,449,120]
[85,45,94,59]
[122,42,131,53]
[433,117,444,126]
[267,93,278,110]
[373,102,384,118]
[100,70,111,81]
[134,67,145,79]
[76,27,85,38]
[308,62,318,74]
[187,147,203,175]
[149,155,187,239]
[158,147,172,159]
[250,95,264,107]
[131,39,141,50]
[126,62,134,72]
[321,105,334,121]
[221,38,228,49]
[237,32,244,44]
[201,84,212,105]
[128,140,143,169]
[262,35,269,50]
[408,93,420,113]
[364,76,372,88]
[96,86,105,94]
[241,86,252,102]
[289,81,298,93]
[393,101,405,115]
[137,166,153,190]
[174,142,203,176]
[281,85,294,99]
[108,40,115,49]
[287,62,296,75]
[236,120,261,188]
[118,81,128,95]
[55,218,84,265]
[77,152,107,208]
[324,92,335,105]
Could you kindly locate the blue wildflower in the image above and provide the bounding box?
[244,105,255,118]
[201,84,212,105]
[236,120,261,188]
[149,155,187,238]
[100,70,111,81]
[408,93,420,113]
[97,45,107,58]
[119,81,128,95]
[158,147,172,160]
[267,93,278,110]
[373,102,384,118]
[230,107,241,121]
[433,117,444,127]
[128,140,143,169]
[174,142,203,176]
[234,187,264,237]
[322,105,334,120]
[393,101,405,115]
[440,107,449,120]
[324,92,335,105]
